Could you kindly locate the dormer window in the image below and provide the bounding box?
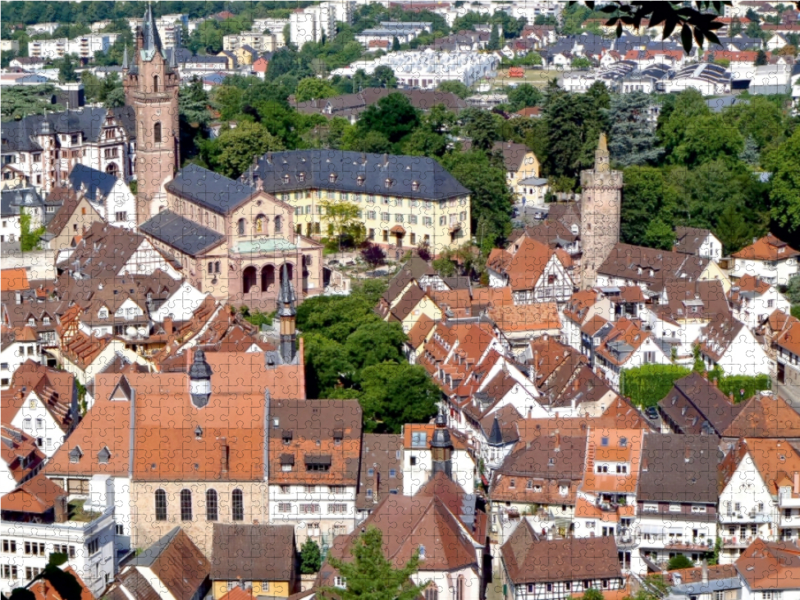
[27,318,35,326]
[298,172,306,182]
[619,437,627,448]
[357,175,365,186]
[411,181,420,192]
[69,446,83,464]
[98,308,109,319]
[282,174,290,184]
[385,178,394,189]
[282,430,293,445]
[329,173,337,183]
[98,446,111,464]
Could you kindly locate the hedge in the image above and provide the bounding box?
[620,364,691,407]
[717,374,771,403]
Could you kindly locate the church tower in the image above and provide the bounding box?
[123,4,179,226]
[579,133,622,289]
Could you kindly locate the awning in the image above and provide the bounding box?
[390,225,406,235]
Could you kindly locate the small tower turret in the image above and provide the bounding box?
[188,350,212,408]
[430,412,453,479]
[278,263,297,363]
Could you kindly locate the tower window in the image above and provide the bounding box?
[153,74,160,92]
[154,122,162,144]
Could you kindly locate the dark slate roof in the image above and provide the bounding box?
[1,187,43,217]
[211,524,295,582]
[243,150,470,202]
[638,433,720,504]
[166,163,257,215]
[68,164,116,203]
[139,209,226,256]
[1,106,136,153]
[165,47,194,64]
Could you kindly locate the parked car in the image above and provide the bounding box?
[645,407,659,420]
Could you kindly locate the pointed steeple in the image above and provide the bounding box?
[487,413,504,446]
[278,263,297,363]
[122,45,129,70]
[141,2,163,59]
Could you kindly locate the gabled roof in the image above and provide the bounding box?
[139,209,226,256]
[487,236,555,292]
[733,233,800,261]
[598,243,711,293]
[1,473,65,513]
[723,393,800,439]
[658,372,743,436]
[166,164,257,215]
[320,472,481,582]
[736,539,800,591]
[211,524,295,582]
[720,439,800,497]
[0,268,29,292]
[501,520,621,585]
[674,226,714,255]
[357,433,403,510]
[67,164,117,204]
[698,314,747,362]
[488,302,560,333]
[638,433,719,503]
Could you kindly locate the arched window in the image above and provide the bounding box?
[231,489,244,521]
[206,489,218,521]
[274,215,282,234]
[154,122,162,144]
[180,489,192,521]
[237,218,246,236]
[155,489,167,521]
[153,75,160,92]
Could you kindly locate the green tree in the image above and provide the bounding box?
[345,130,392,154]
[767,128,800,233]
[442,150,512,245]
[620,166,678,246]
[321,199,363,248]
[303,333,353,397]
[104,87,126,108]
[755,49,768,65]
[1,84,62,119]
[488,23,501,50]
[345,321,406,376]
[179,77,211,125]
[461,108,500,151]
[358,93,420,144]
[571,56,592,69]
[543,82,610,180]
[403,128,448,158]
[437,80,471,99]
[671,114,744,168]
[667,555,694,570]
[606,92,663,167]
[300,539,322,575]
[739,135,760,166]
[643,218,675,250]
[507,84,543,112]
[323,527,428,600]
[715,203,754,254]
[372,65,398,88]
[581,590,604,600]
[57,54,78,83]
[20,209,45,252]
[657,89,711,157]
[295,77,338,102]
[392,35,401,51]
[212,121,283,179]
[360,362,440,433]
[787,275,800,305]
[560,3,592,35]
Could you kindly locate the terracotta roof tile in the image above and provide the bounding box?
[736,539,800,590]
[488,303,560,333]
[0,268,29,292]
[733,234,800,262]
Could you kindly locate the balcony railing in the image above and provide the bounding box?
[722,536,756,548]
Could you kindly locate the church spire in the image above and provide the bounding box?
[278,263,297,363]
[141,2,163,59]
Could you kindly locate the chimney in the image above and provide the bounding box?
[730,392,734,401]
[383,152,388,166]
[685,446,691,463]
[701,560,708,584]
[712,378,718,388]
[54,495,68,523]
[554,431,561,451]
[573,378,580,392]
[164,315,174,335]
[794,472,799,496]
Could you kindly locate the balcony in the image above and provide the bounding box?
[722,536,756,548]
[718,510,772,524]
[616,535,637,549]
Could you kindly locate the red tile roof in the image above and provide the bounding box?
[0,268,29,292]
[734,234,800,261]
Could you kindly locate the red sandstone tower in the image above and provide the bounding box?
[123,4,180,225]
